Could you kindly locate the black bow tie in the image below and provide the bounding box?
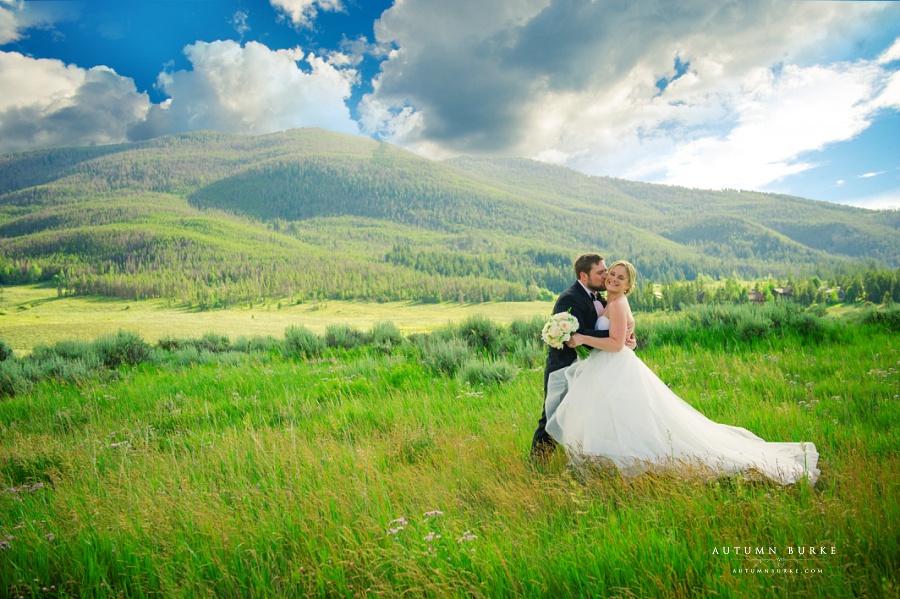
[591,291,603,301]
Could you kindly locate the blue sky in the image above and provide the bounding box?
[1,0,899,210]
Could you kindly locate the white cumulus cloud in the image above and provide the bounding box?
[0,2,19,45]
[361,0,900,194]
[232,10,250,39]
[0,0,80,44]
[269,0,343,29]
[0,39,360,154]
[0,51,150,153]
[132,40,359,140]
[879,37,900,64]
[649,61,895,191]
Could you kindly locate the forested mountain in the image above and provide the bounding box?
[0,128,897,306]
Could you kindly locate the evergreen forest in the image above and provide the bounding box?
[1,128,898,308]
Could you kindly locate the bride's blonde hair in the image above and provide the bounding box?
[608,260,637,295]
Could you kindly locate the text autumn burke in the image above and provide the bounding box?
[711,546,837,556]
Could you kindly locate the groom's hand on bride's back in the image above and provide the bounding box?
[625,333,637,350]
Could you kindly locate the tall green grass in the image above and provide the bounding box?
[637,301,850,350]
[0,304,897,597]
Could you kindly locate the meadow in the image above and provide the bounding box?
[0,299,898,598]
[0,284,551,354]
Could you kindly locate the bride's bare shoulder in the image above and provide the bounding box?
[608,296,630,309]
[609,296,634,321]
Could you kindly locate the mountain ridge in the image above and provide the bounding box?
[1,128,897,305]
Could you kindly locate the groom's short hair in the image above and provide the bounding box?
[574,253,603,278]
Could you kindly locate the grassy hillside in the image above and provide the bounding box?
[445,156,900,265]
[1,128,897,306]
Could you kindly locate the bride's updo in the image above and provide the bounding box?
[608,260,636,295]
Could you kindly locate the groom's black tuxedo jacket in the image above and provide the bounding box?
[543,282,609,393]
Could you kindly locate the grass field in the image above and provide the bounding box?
[0,296,897,597]
[0,284,552,353]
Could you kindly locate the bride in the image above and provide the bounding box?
[544,260,820,486]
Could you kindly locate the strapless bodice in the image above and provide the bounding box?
[595,315,610,331]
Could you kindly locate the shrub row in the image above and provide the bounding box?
[2,304,893,397]
[0,331,151,397]
[855,304,900,331]
[0,316,541,397]
[637,302,847,349]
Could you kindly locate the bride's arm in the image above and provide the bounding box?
[569,298,629,352]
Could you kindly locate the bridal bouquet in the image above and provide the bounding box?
[541,311,591,360]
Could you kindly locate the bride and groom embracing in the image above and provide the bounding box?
[530,254,820,486]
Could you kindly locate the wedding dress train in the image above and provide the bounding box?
[544,317,819,485]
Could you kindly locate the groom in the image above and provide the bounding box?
[530,253,635,460]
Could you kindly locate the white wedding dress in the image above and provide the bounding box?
[544,316,819,485]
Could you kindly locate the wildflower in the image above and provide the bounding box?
[0,541,9,550]
[424,510,444,518]
[45,534,55,543]
[387,517,408,536]
[424,532,441,542]
[457,531,477,543]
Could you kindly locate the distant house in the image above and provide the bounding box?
[748,290,766,304]
[774,286,793,300]
[825,287,846,302]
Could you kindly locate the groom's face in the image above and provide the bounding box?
[583,260,608,292]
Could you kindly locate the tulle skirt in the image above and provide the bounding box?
[544,348,819,485]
